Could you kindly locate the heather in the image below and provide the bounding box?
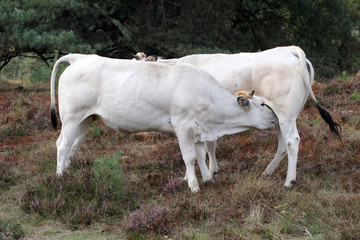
[0,73,359,239]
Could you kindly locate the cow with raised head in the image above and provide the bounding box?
[158,46,341,187]
[50,54,276,192]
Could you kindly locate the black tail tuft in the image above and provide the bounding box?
[316,102,342,143]
[50,107,58,130]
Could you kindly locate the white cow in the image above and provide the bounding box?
[50,54,276,192]
[158,46,341,187]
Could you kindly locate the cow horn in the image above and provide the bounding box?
[250,90,255,97]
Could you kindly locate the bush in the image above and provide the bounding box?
[128,204,168,233]
[92,151,126,198]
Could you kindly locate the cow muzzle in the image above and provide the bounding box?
[264,103,277,121]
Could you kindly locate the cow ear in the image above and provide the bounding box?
[237,96,250,107]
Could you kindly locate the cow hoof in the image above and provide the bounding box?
[284,180,296,188]
[204,178,214,184]
[190,186,200,193]
[203,175,213,183]
[56,169,63,176]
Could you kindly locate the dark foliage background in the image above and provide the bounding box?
[0,0,359,78]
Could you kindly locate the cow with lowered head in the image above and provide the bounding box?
[50,54,276,192]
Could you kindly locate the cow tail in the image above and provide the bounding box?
[293,46,342,143]
[50,54,78,130]
[316,102,342,143]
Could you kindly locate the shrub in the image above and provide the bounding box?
[66,202,96,226]
[0,161,19,191]
[151,138,182,165]
[350,89,360,102]
[164,176,183,193]
[0,219,24,240]
[22,171,103,225]
[22,152,126,227]
[323,83,343,96]
[92,151,126,197]
[0,126,29,143]
[215,134,243,160]
[128,204,168,233]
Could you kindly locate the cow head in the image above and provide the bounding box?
[133,52,147,61]
[235,90,277,130]
[133,52,158,62]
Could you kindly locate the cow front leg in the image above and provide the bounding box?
[176,134,200,192]
[183,151,200,193]
[195,142,212,182]
[205,141,218,174]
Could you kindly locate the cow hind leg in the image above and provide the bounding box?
[280,121,300,187]
[66,117,93,168]
[195,142,212,182]
[205,141,218,174]
[56,119,81,175]
[263,131,287,175]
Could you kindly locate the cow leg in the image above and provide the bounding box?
[176,133,200,193]
[279,120,300,187]
[56,120,80,175]
[263,131,287,175]
[195,142,212,182]
[205,141,218,174]
[66,117,93,168]
[182,146,200,193]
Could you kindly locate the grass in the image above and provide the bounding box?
[0,73,359,239]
